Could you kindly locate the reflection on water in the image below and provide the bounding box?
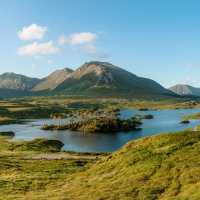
[0,108,200,152]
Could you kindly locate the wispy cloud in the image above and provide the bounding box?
[17,41,59,56]
[58,32,97,45]
[82,44,109,59]
[18,24,47,41]
[58,32,109,59]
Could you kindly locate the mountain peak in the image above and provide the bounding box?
[169,84,200,96]
[0,72,40,91]
[32,67,74,91]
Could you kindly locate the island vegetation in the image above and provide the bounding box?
[183,112,200,120]
[42,115,142,133]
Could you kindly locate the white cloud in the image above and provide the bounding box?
[18,41,59,56]
[58,32,97,45]
[18,24,47,41]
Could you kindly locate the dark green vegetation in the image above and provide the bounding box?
[42,116,142,133]
[0,131,15,137]
[9,139,64,152]
[180,120,190,124]
[1,129,200,199]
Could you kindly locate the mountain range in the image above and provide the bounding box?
[169,84,200,97]
[0,61,177,98]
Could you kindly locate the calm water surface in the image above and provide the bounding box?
[0,108,200,152]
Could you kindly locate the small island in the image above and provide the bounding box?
[42,116,142,133]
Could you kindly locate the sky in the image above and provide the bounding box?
[0,0,200,88]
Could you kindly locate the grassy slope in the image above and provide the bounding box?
[0,130,200,199]
[38,130,200,200]
[0,137,99,200]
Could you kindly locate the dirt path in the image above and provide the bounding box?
[23,152,102,160]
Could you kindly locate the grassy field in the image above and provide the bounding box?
[1,97,200,199]
[0,136,103,200]
[0,97,199,125]
[1,129,200,199]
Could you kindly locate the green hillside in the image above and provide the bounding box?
[1,129,200,199]
[55,61,175,98]
[50,130,200,200]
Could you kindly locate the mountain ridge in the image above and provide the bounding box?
[0,72,40,91]
[169,84,200,97]
[0,61,177,98]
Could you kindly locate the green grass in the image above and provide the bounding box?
[32,129,200,200]
[183,112,200,120]
[0,136,99,200]
[2,130,200,199]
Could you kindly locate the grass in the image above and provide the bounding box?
[21,129,200,200]
[2,97,200,199]
[183,112,200,120]
[0,136,100,200]
[1,129,200,199]
[0,117,22,125]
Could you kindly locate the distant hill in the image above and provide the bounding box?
[0,61,177,98]
[55,61,175,97]
[32,68,73,91]
[169,84,200,96]
[0,72,40,91]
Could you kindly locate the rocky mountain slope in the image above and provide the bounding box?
[0,61,177,98]
[32,68,73,91]
[0,72,39,91]
[55,61,175,97]
[169,84,200,96]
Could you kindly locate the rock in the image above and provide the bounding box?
[143,114,154,119]
[0,131,15,137]
[180,120,190,124]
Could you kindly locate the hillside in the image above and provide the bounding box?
[2,129,200,199]
[41,130,200,199]
[0,62,178,98]
[32,68,73,91]
[0,72,39,91]
[55,61,175,97]
[169,84,200,96]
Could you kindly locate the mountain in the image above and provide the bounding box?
[0,62,177,98]
[55,61,175,97]
[32,68,73,91]
[0,72,40,91]
[169,84,200,96]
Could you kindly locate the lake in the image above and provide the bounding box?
[0,108,200,152]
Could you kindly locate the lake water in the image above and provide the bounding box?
[0,108,200,153]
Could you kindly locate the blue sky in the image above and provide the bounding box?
[0,0,200,87]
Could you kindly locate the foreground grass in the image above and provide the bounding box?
[30,129,200,200]
[0,137,100,200]
[1,130,200,199]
